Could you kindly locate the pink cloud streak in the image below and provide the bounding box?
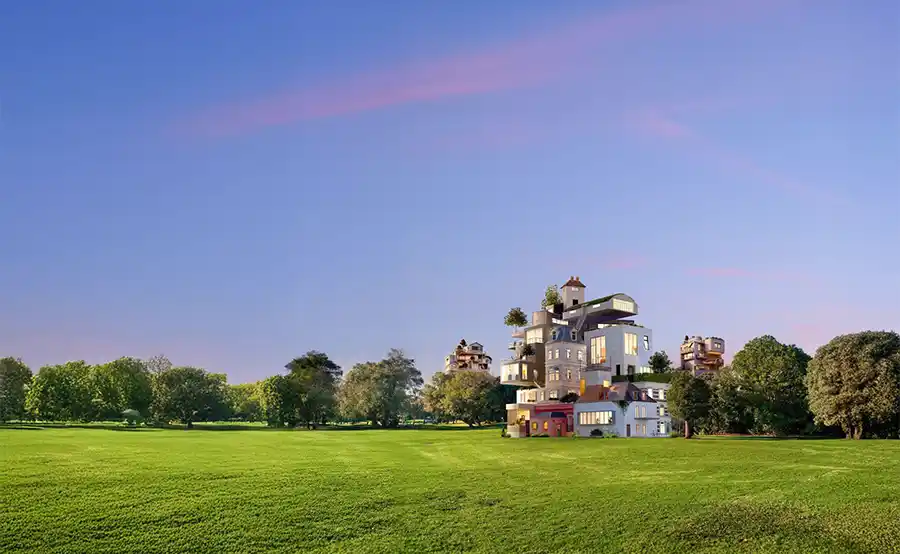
[627,108,842,204]
[175,0,784,138]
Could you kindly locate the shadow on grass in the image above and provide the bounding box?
[642,499,875,552]
[0,422,503,432]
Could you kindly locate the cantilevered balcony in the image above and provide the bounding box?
[562,293,639,330]
[501,359,538,386]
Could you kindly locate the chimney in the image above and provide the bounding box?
[575,275,580,281]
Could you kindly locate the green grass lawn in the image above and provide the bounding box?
[2,427,899,553]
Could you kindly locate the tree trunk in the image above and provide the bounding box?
[186,420,193,429]
[684,420,692,439]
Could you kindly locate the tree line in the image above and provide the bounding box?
[667,331,900,439]
[0,348,517,429]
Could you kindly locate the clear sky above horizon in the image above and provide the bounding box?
[1,0,898,383]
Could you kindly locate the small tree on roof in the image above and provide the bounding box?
[541,285,562,310]
[504,307,528,330]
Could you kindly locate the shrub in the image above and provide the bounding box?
[669,431,682,438]
[603,432,619,439]
[590,429,603,437]
[122,409,144,426]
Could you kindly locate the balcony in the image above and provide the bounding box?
[511,329,525,339]
[508,341,522,350]
[501,360,538,386]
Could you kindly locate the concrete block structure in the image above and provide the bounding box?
[444,339,492,373]
[680,335,725,375]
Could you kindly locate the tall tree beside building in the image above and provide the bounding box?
[26,361,94,421]
[806,331,900,439]
[151,366,229,428]
[730,335,812,436]
[0,357,32,422]
[668,371,712,438]
[648,351,674,373]
[339,350,422,427]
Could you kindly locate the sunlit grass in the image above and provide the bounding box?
[1,426,898,553]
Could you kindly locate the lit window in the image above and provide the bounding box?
[577,350,584,361]
[543,421,549,431]
[577,411,613,425]
[566,349,571,359]
[643,335,650,351]
[532,422,537,430]
[590,336,607,365]
[549,390,559,400]
[566,369,572,380]
[547,349,552,361]
[555,349,559,359]
[539,391,544,401]
[625,333,638,356]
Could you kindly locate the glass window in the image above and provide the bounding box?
[577,411,613,425]
[566,369,572,380]
[549,390,559,400]
[555,349,559,359]
[566,349,571,359]
[543,421,549,431]
[643,335,650,351]
[625,333,638,356]
[577,350,584,361]
[590,336,607,365]
[571,331,577,341]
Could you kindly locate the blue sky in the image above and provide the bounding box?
[1,0,897,382]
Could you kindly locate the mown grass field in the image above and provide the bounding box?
[2,426,899,554]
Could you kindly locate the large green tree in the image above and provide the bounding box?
[89,357,153,420]
[285,351,342,428]
[228,383,263,422]
[26,361,93,421]
[423,371,500,426]
[151,366,229,428]
[806,331,900,439]
[731,335,812,436]
[0,357,32,422]
[668,371,712,438]
[339,350,422,427]
[706,366,754,434]
[258,375,301,427]
[648,351,674,373]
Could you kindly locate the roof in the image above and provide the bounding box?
[562,276,586,288]
[577,383,656,403]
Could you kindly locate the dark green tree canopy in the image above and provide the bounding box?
[151,366,229,428]
[26,361,93,422]
[0,357,32,422]
[667,371,711,438]
[339,349,422,428]
[731,335,811,435]
[648,351,673,373]
[504,307,528,329]
[806,331,900,439]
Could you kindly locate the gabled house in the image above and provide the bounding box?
[574,382,659,437]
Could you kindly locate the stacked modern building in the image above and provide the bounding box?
[501,276,723,438]
[443,339,492,373]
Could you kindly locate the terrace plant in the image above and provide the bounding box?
[504,307,528,331]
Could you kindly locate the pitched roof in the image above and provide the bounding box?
[577,383,656,403]
[562,276,586,288]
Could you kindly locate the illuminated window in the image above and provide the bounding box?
[532,422,538,430]
[543,421,549,431]
[566,369,572,380]
[555,349,559,359]
[577,350,584,361]
[625,333,638,356]
[566,349,571,359]
[549,390,559,400]
[590,336,607,364]
[577,411,614,425]
[643,335,650,351]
